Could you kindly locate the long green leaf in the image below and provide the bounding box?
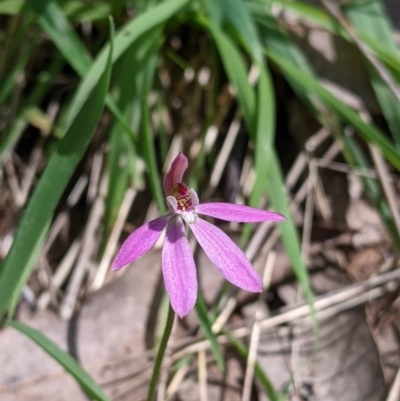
[0,23,36,104]
[105,49,136,232]
[195,295,225,370]
[201,13,315,317]
[345,0,397,52]
[29,0,189,141]
[104,33,158,233]
[201,0,223,26]
[30,0,92,77]
[242,64,275,245]
[221,0,263,62]
[249,0,400,77]
[0,0,24,14]
[255,9,318,114]
[9,321,111,401]
[266,149,314,309]
[255,9,400,249]
[225,329,280,400]
[64,0,189,129]
[141,123,165,212]
[0,57,64,163]
[344,0,400,146]
[341,133,400,247]
[204,19,256,133]
[368,67,400,147]
[63,0,111,22]
[204,16,315,313]
[266,51,400,171]
[0,19,114,319]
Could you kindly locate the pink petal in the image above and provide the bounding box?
[162,216,198,318]
[163,152,188,195]
[196,202,286,223]
[190,218,262,292]
[111,215,171,271]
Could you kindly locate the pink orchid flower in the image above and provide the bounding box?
[112,153,286,318]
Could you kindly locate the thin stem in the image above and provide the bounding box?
[146,303,175,401]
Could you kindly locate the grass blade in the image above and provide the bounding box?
[341,133,400,247]
[201,0,223,26]
[0,56,64,162]
[200,14,315,320]
[220,0,262,62]
[195,295,225,370]
[368,67,400,147]
[343,0,400,146]
[29,0,189,142]
[255,11,400,249]
[266,51,400,171]
[225,329,281,400]
[203,19,256,132]
[0,19,114,319]
[345,0,397,52]
[9,321,111,401]
[249,0,400,76]
[64,0,189,129]
[242,64,275,245]
[29,0,92,77]
[0,0,24,14]
[265,149,314,310]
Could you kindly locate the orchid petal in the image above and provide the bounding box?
[196,202,286,223]
[190,218,262,292]
[162,216,197,318]
[163,152,188,195]
[189,188,199,207]
[166,196,178,213]
[111,215,171,271]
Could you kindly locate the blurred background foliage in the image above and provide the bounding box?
[0,0,400,399]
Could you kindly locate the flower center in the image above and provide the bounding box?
[170,183,193,211]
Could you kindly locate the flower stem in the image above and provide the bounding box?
[146,303,175,401]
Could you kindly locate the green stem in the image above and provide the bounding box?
[146,303,175,401]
